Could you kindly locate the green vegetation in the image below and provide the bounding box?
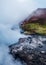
[21,23,46,35]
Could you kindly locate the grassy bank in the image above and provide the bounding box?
[21,23,46,35]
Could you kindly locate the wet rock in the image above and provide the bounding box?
[9,37,46,65]
[42,41,46,44]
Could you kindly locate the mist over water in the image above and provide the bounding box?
[0,0,46,65]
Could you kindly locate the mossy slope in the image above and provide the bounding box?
[21,23,46,35]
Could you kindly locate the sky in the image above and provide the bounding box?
[0,0,46,25]
[36,0,46,8]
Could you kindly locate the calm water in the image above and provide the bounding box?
[0,23,46,65]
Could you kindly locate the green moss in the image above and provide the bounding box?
[22,23,46,35]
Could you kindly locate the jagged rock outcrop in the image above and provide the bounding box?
[20,8,46,35]
[9,37,46,65]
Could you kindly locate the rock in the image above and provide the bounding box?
[9,37,46,65]
[20,8,46,35]
[20,8,46,25]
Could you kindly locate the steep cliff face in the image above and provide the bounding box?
[20,8,46,35]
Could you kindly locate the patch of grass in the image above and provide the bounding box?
[22,23,46,35]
